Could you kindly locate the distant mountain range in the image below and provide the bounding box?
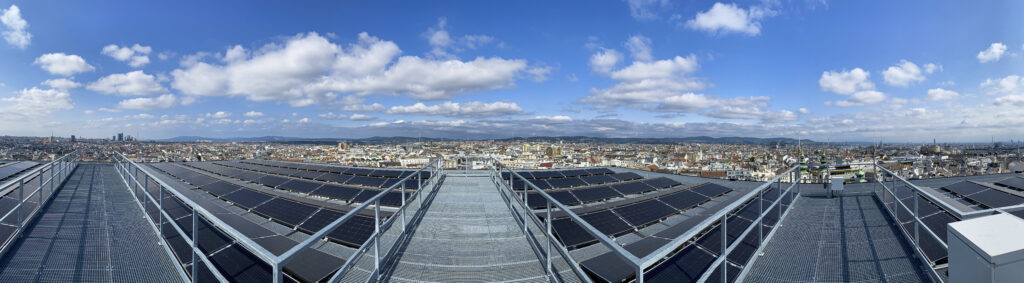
[156,135,818,145]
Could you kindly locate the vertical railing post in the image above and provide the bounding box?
[720,214,727,283]
[17,179,24,232]
[758,188,763,245]
[401,182,407,230]
[373,199,381,279]
[158,177,164,238]
[191,212,198,282]
[913,193,920,245]
[50,163,56,195]
[546,199,552,275]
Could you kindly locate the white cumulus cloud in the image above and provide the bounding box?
[926,88,959,101]
[41,78,81,89]
[243,111,264,117]
[625,35,652,61]
[819,68,874,94]
[34,53,95,76]
[0,87,72,120]
[87,70,167,96]
[977,43,1007,63]
[686,2,777,36]
[0,5,31,49]
[116,94,179,110]
[386,101,523,117]
[171,32,530,106]
[590,48,623,73]
[882,60,926,87]
[102,44,152,67]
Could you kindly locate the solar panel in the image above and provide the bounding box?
[208,244,273,282]
[643,244,716,283]
[258,175,292,188]
[283,247,347,282]
[297,209,344,234]
[547,190,581,206]
[642,177,682,189]
[918,230,948,263]
[996,177,1024,191]
[586,168,616,175]
[610,181,654,195]
[613,199,677,227]
[571,186,622,203]
[727,231,759,266]
[659,191,709,211]
[327,215,375,247]
[609,172,643,181]
[195,216,233,254]
[561,169,590,178]
[531,171,565,179]
[309,184,362,201]
[347,176,387,188]
[692,183,733,198]
[221,189,274,209]
[200,181,241,197]
[532,179,553,190]
[379,191,410,207]
[551,218,596,248]
[943,181,987,196]
[526,193,548,208]
[967,189,1024,208]
[921,212,956,242]
[253,198,319,227]
[546,177,589,188]
[580,174,617,185]
[373,170,403,178]
[279,179,324,193]
[580,210,633,236]
[580,250,634,282]
[351,190,379,204]
[315,173,352,184]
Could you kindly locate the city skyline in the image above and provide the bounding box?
[1,1,1023,142]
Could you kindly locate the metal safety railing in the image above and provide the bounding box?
[0,151,80,258]
[490,160,804,283]
[113,153,444,283]
[489,162,591,283]
[869,162,1024,283]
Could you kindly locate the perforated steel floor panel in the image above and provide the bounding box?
[0,163,183,282]
[742,195,932,283]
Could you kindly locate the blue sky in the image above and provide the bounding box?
[0,0,1022,142]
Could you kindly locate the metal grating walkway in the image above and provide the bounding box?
[380,171,549,282]
[0,163,183,282]
[742,195,932,283]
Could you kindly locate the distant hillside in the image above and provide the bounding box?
[156,135,815,145]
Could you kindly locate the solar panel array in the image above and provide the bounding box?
[0,161,39,182]
[151,163,386,248]
[182,162,412,207]
[995,176,1024,192]
[580,185,792,283]
[942,180,1024,209]
[144,163,380,282]
[549,183,733,249]
[0,161,51,247]
[523,177,683,208]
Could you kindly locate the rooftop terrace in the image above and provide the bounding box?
[0,155,1022,282]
